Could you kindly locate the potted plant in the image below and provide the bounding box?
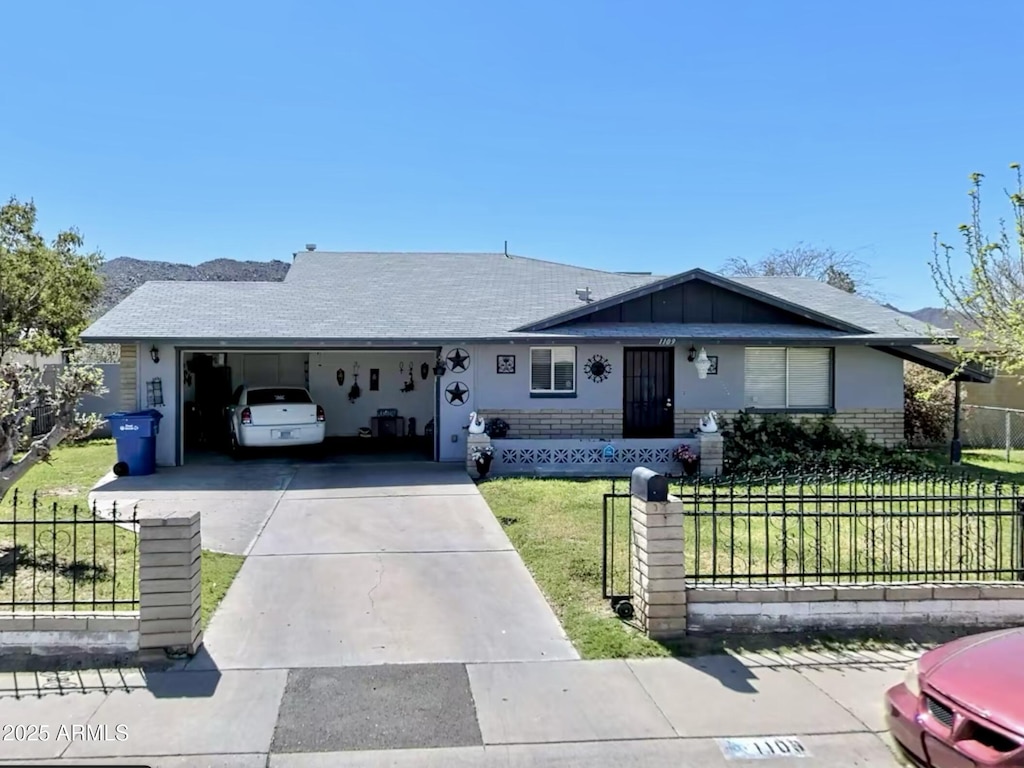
[472,444,495,479]
[672,443,700,476]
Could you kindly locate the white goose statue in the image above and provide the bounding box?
[467,411,486,434]
[698,410,719,433]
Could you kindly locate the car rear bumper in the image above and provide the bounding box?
[238,422,325,448]
[886,682,929,766]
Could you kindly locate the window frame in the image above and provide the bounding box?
[743,346,835,412]
[529,346,578,398]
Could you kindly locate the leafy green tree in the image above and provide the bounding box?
[904,364,954,446]
[0,197,106,500]
[930,165,1024,377]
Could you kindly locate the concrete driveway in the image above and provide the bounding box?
[95,459,579,668]
[90,461,296,555]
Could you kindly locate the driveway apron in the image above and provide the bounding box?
[198,463,578,669]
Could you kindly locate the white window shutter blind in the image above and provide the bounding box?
[787,348,832,407]
[552,348,575,391]
[531,349,552,391]
[744,348,786,407]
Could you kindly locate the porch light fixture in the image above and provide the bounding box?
[433,358,447,377]
[150,345,160,364]
[687,345,697,362]
[694,347,711,379]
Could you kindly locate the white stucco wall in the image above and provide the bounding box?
[127,339,909,467]
[458,342,904,414]
[308,351,436,437]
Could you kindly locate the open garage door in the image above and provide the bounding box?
[179,348,439,465]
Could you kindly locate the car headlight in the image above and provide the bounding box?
[903,660,922,698]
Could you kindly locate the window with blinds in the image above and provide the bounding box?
[530,347,576,393]
[744,347,832,408]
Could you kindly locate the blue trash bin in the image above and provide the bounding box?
[106,410,163,476]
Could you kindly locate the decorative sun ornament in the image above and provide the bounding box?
[584,354,612,383]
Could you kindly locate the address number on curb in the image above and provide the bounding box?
[716,736,811,760]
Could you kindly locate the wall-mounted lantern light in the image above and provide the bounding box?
[150,345,160,364]
[694,347,711,379]
[433,358,447,377]
[687,345,697,362]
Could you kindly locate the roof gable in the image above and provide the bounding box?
[517,268,865,334]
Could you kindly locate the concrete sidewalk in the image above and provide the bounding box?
[0,649,913,766]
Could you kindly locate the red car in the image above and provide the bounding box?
[887,627,1024,766]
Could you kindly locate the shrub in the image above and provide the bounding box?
[721,412,934,475]
[903,364,954,446]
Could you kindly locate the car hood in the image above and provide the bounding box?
[923,627,1024,735]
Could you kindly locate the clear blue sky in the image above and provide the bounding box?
[4,1,1022,310]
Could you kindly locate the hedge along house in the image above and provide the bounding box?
[81,250,991,473]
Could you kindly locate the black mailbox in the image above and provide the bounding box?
[630,466,668,502]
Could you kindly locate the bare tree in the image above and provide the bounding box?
[930,165,1024,375]
[722,243,874,295]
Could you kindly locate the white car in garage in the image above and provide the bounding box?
[226,385,326,454]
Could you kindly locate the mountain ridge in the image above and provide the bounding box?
[97,256,291,313]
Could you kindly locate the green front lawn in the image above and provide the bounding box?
[480,477,669,659]
[479,450,1024,659]
[1,440,242,625]
[920,448,1024,481]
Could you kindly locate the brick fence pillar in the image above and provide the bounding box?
[466,433,492,478]
[138,512,203,659]
[697,432,723,477]
[630,469,688,640]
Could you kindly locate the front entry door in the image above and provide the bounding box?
[623,348,675,438]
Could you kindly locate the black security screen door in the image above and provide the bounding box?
[623,348,675,438]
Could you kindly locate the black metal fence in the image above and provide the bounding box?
[676,472,1024,585]
[0,490,139,611]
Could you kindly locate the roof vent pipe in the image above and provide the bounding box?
[305,243,317,251]
[575,287,592,303]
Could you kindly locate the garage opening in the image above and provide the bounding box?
[180,350,438,464]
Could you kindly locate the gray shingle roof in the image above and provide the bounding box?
[729,276,939,338]
[81,252,939,344]
[82,252,661,342]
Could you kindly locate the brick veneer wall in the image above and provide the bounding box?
[120,343,138,411]
[482,408,905,446]
[481,409,623,438]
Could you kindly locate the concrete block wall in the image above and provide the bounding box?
[0,612,139,655]
[478,409,623,439]
[138,511,203,658]
[686,583,1024,633]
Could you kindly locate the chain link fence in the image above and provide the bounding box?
[961,404,1024,458]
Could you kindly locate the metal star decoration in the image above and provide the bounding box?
[445,381,469,405]
[447,348,470,372]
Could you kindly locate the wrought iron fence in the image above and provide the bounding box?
[961,404,1024,457]
[676,472,1024,586]
[0,490,139,611]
